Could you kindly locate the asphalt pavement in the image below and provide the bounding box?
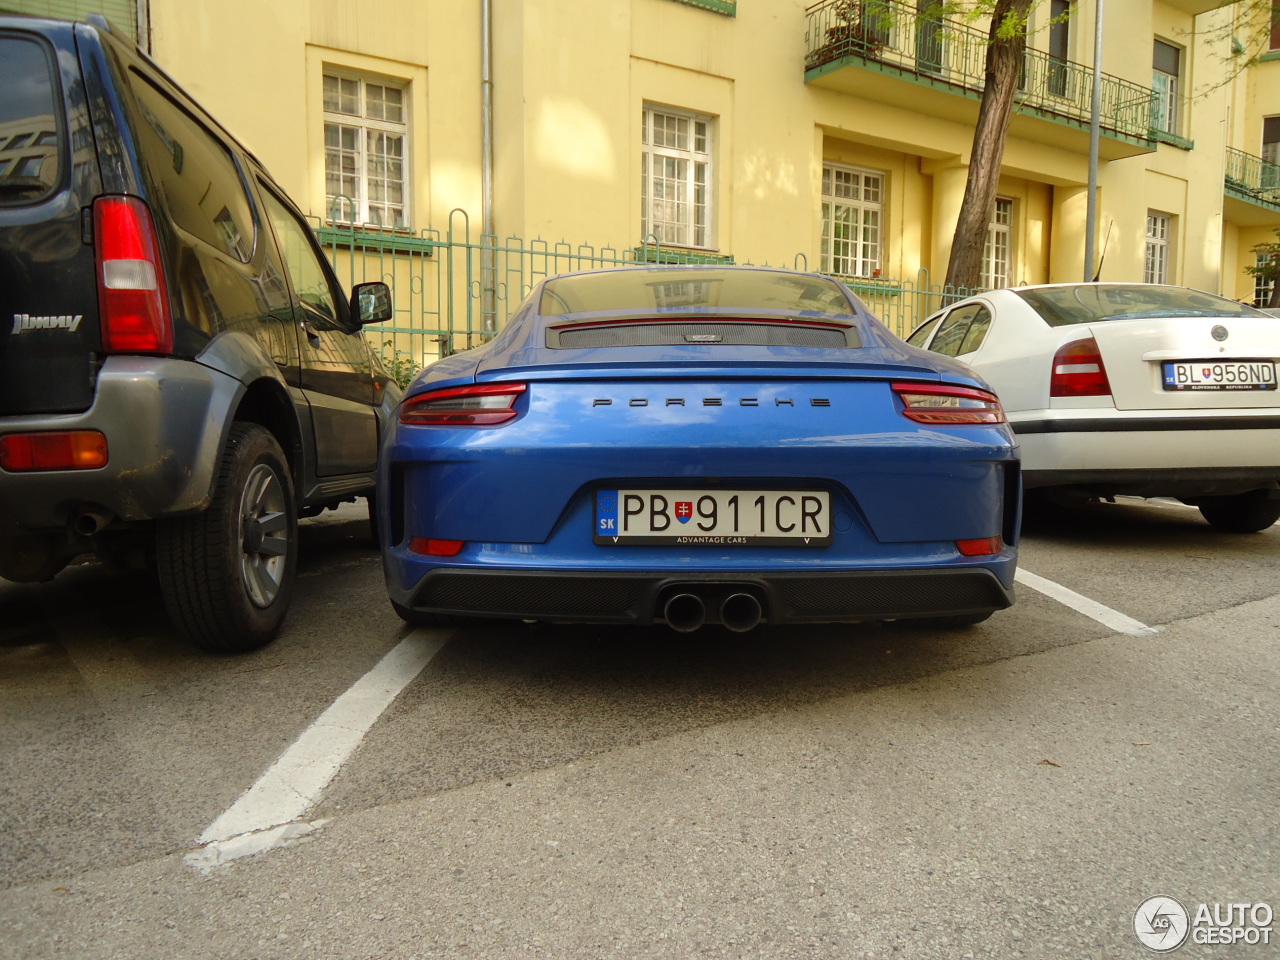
[1,498,1276,959]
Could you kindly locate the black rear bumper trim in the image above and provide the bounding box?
[402,567,1014,625]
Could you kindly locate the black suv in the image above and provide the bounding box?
[0,15,399,652]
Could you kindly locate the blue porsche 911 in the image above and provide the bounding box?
[380,266,1020,632]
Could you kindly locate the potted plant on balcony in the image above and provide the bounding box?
[811,0,890,68]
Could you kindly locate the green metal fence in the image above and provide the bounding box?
[313,209,978,372]
[803,0,1157,145]
[1225,147,1280,209]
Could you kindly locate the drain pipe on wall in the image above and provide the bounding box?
[481,0,496,333]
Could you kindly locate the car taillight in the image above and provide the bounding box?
[957,536,1003,556]
[94,196,172,354]
[409,537,465,556]
[1050,336,1111,397]
[892,382,1005,424]
[0,431,108,472]
[399,383,528,425]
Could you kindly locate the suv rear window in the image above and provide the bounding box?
[0,34,61,205]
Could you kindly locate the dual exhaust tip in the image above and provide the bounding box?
[662,589,764,633]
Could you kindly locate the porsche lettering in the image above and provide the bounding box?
[591,397,830,407]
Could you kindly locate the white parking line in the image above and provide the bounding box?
[1015,568,1159,636]
[185,632,447,871]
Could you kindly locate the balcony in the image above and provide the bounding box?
[1224,147,1280,224]
[804,0,1159,160]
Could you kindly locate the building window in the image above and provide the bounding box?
[820,164,884,278]
[1145,211,1172,284]
[1152,40,1182,136]
[1255,253,1275,307]
[915,0,945,75]
[1271,0,1280,51]
[641,105,713,249]
[1047,0,1071,98]
[323,73,409,229]
[1262,118,1280,191]
[982,198,1013,290]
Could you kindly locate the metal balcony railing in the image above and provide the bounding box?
[804,0,1157,144]
[1225,147,1280,206]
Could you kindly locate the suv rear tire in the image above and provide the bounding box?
[157,423,298,653]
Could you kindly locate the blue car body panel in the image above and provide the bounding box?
[379,266,1021,627]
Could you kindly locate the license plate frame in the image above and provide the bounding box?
[593,489,833,546]
[1161,360,1278,391]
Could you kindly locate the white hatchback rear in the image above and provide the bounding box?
[908,283,1280,532]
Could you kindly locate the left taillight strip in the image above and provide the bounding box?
[399,382,528,426]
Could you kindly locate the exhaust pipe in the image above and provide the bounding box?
[73,511,112,536]
[663,592,706,633]
[720,592,763,633]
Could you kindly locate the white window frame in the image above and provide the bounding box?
[1145,211,1172,284]
[641,104,714,249]
[1255,252,1275,307]
[982,197,1013,290]
[323,71,410,229]
[820,163,885,278]
[1152,39,1182,137]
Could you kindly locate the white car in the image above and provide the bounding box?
[907,283,1280,532]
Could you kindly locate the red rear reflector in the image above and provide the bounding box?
[1050,336,1111,397]
[892,382,1005,424]
[409,537,465,557]
[0,431,109,472]
[400,382,527,426]
[94,196,172,354]
[956,537,1003,556]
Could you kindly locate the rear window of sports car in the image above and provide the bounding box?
[539,269,860,322]
[1014,285,1267,326]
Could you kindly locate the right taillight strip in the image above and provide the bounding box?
[891,382,1006,424]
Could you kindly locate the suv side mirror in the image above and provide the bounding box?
[352,282,392,326]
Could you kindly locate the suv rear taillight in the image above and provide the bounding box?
[400,383,528,425]
[94,196,172,354]
[1050,336,1111,397]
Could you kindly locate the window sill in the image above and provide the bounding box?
[316,225,435,256]
[1151,129,1194,151]
[633,245,735,265]
[666,0,736,16]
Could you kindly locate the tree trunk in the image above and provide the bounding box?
[944,0,1033,292]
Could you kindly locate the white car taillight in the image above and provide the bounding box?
[1050,336,1111,397]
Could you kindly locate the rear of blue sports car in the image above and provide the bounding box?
[380,266,1020,631]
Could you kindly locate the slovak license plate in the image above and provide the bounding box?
[594,489,832,546]
[1162,360,1278,391]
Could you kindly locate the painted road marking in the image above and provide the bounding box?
[186,570,1152,870]
[1016,567,1159,636]
[185,632,447,871]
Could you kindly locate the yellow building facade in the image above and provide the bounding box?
[9,0,1279,351]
